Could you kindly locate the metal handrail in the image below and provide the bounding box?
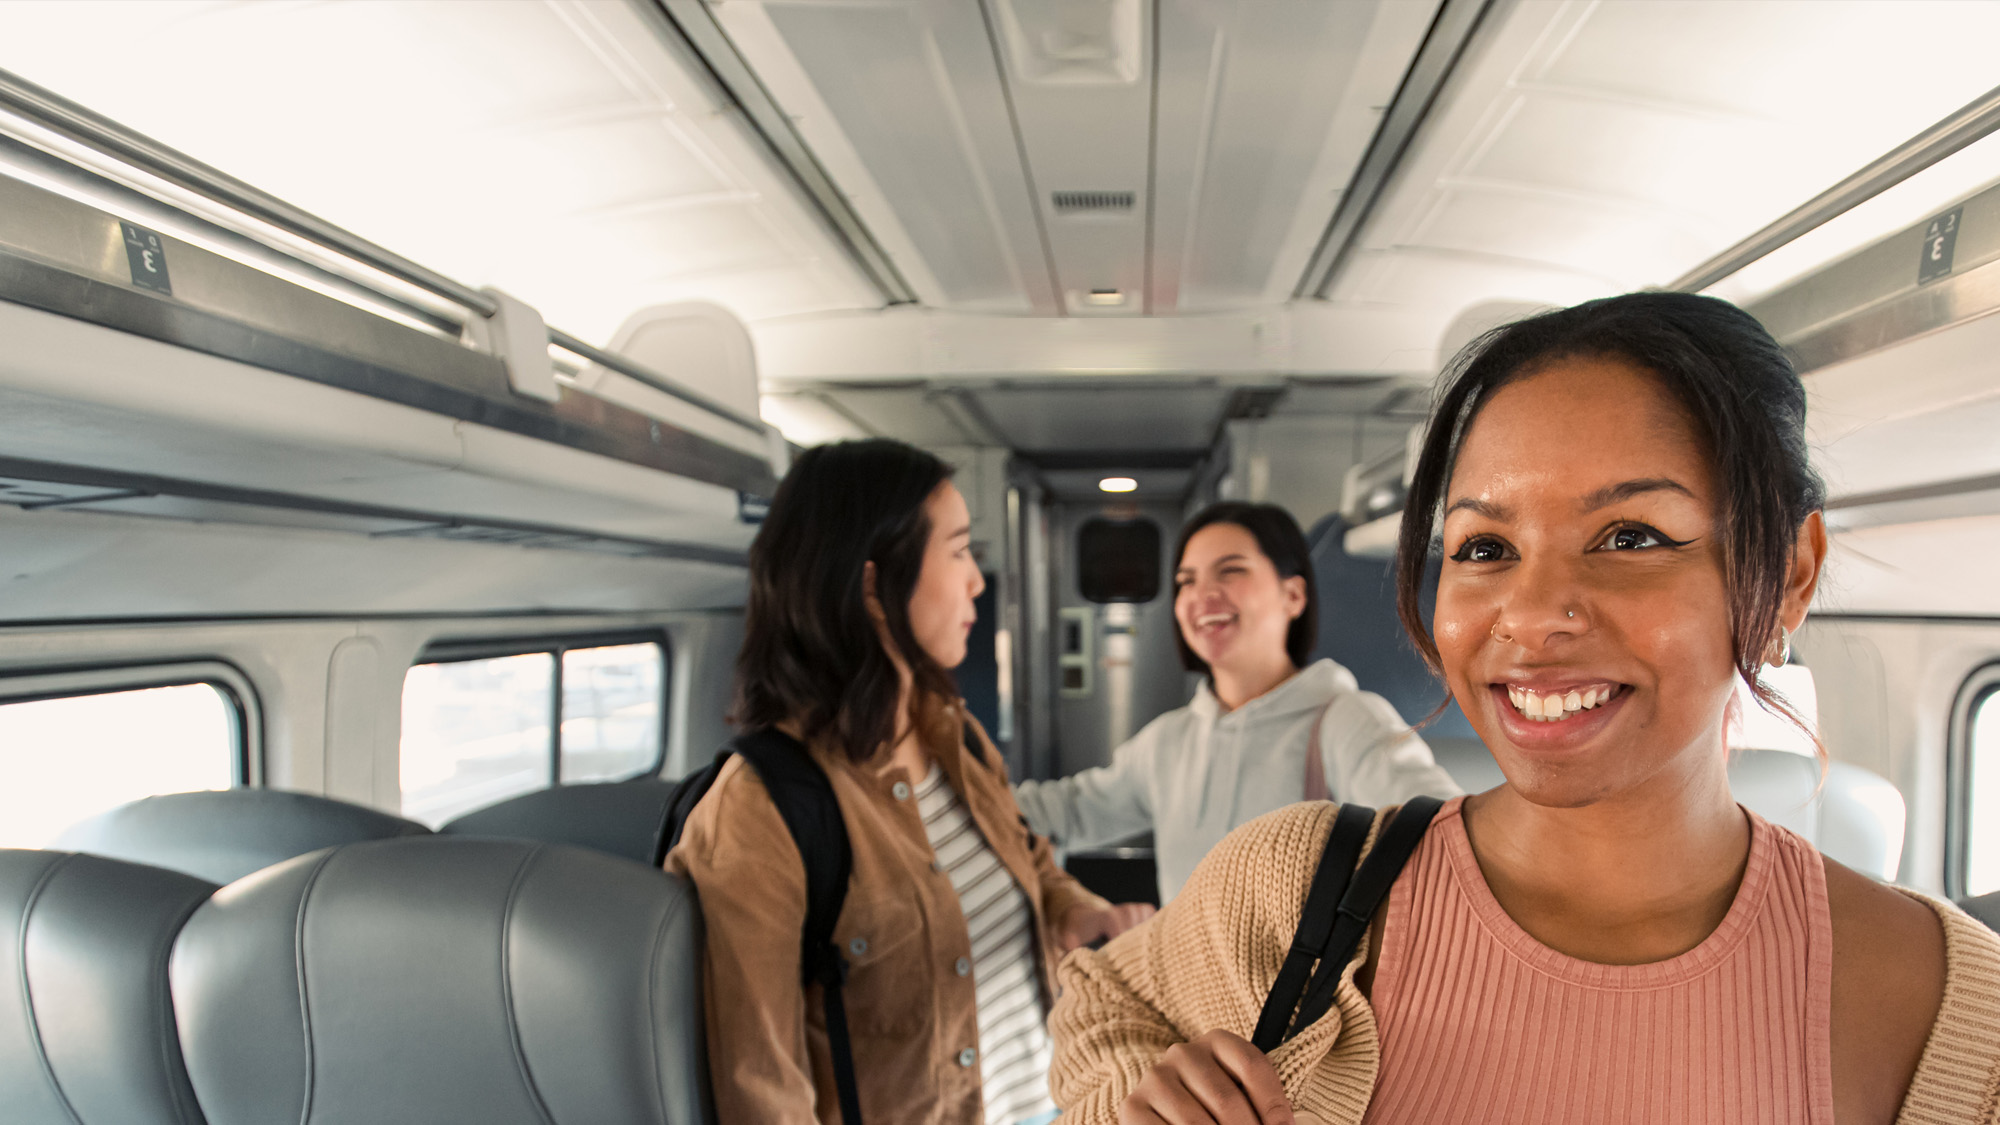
[1671,82,2000,294]
[0,66,772,438]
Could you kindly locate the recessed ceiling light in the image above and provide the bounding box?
[1099,476,1137,493]
[1084,289,1125,306]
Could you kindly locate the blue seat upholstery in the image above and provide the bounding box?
[439,778,677,866]
[0,849,215,1125]
[1306,514,1475,739]
[54,789,430,885]
[171,836,710,1125]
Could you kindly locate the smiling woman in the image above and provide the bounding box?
[1044,293,2000,1125]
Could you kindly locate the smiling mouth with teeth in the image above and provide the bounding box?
[1194,613,1236,628]
[1504,684,1619,722]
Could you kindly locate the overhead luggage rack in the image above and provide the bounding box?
[0,66,781,503]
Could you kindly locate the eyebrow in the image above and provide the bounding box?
[1444,497,1509,520]
[1175,553,1248,575]
[1579,478,1696,511]
[1444,478,1694,522]
[947,523,972,540]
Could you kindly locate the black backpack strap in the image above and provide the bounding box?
[729,728,865,1125]
[1252,802,1374,1052]
[657,748,737,865]
[1284,796,1444,1041]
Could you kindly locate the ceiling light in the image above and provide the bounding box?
[1099,477,1137,493]
[1084,288,1126,306]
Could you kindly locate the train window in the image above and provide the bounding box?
[559,643,666,783]
[400,652,557,826]
[1078,518,1162,603]
[399,635,669,826]
[0,679,241,849]
[1951,665,2000,898]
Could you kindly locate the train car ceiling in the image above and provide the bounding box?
[3,1,2000,620]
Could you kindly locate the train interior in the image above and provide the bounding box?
[3,0,2000,1120]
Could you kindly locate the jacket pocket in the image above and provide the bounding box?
[831,888,931,1037]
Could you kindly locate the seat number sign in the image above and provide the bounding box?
[119,221,173,295]
[1918,207,1961,286]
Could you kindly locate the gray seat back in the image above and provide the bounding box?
[54,789,430,884]
[439,778,676,865]
[1959,892,2000,934]
[0,849,216,1125]
[171,837,710,1125]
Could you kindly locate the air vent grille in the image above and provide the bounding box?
[1052,190,1135,215]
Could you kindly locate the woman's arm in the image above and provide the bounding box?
[664,764,822,1123]
[964,716,1146,949]
[1048,803,1381,1125]
[1321,690,1464,805]
[1013,719,1165,848]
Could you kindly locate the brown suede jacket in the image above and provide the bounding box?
[666,704,1110,1124]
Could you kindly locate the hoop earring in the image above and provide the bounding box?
[1763,626,1792,669]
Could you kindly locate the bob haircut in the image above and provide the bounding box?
[1394,291,1826,736]
[734,438,958,762]
[1172,501,1318,674]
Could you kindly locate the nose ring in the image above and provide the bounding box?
[1567,610,1575,618]
[1490,624,1512,643]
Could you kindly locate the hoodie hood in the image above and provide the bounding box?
[1187,658,1361,722]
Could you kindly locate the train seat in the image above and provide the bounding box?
[0,849,216,1125]
[1958,893,2000,934]
[1425,738,1908,881]
[53,789,431,885]
[170,836,710,1125]
[439,777,678,866]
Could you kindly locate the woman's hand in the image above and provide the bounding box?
[1059,901,1157,951]
[1120,1029,1295,1125]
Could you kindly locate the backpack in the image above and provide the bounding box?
[660,723,993,1125]
[1251,796,1444,1052]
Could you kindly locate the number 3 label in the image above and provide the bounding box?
[119,221,174,296]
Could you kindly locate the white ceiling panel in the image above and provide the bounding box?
[750,1,1042,311]
[0,0,880,343]
[1156,0,1436,311]
[1329,0,2000,369]
[972,384,1229,450]
[819,387,987,447]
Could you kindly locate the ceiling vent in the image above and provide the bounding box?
[1052,190,1135,216]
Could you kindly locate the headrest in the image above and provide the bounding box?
[54,789,430,884]
[170,837,708,1125]
[0,849,215,1125]
[439,778,676,866]
[1960,892,2000,934]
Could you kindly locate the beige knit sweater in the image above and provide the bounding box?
[1048,802,2000,1124]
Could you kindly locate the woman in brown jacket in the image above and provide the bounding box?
[669,438,1152,1125]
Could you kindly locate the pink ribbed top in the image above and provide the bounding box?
[1362,797,1833,1125]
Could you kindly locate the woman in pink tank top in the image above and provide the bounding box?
[1049,293,2000,1125]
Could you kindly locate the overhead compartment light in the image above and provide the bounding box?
[1099,476,1138,493]
[1084,288,1126,306]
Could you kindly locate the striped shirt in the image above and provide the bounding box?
[916,764,1058,1125]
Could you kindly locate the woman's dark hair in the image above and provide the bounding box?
[1172,501,1318,674]
[735,438,957,762]
[1394,291,1826,738]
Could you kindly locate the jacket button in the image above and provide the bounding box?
[849,938,868,956]
[955,957,971,977]
[958,1048,977,1068]
[892,781,912,801]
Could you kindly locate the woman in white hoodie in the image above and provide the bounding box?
[1014,502,1461,903]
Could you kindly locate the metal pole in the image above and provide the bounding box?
[547,328,768,434]
[0,67,497,316]
[1671,83,2000,293]
[0,66,774,438]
